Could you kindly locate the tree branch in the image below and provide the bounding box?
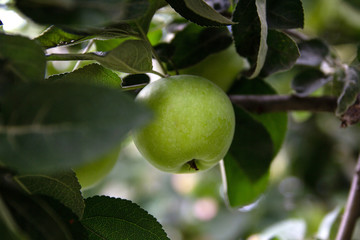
[336,155,360,240]
[229,95,337,113]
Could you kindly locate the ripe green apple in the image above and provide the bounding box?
[132,75,235,173]
[178,45,247,92]
[74,146,121,188]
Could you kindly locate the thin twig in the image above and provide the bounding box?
[73,39,95,70]
[229,95,337,113]
[336,155,360,240]
[135,21,168,76]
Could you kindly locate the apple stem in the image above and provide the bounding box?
[187,159,199,171]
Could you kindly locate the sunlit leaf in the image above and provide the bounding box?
[48,63,122,89]
[92,39,153,74]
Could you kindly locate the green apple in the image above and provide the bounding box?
[179,44,247,92]
[74,146,121,188]
[132,75,235,173]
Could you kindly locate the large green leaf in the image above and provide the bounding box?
[0,83,152,173]
[266,0,304,29]
[15,171,85,219]
[232,0,268,78]
[165,0,234,26]
[81,196,169,240]
[15,0,150,28]
[0,33,45,84]
[223,79,288,207]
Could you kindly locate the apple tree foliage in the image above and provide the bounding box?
[0,0,360,239]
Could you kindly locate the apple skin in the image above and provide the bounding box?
[178,45,246,92]
[74,146,121,188]
[132,75,235,173]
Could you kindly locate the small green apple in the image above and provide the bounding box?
[179,45,247,91]
[132,75,235,173]
[74,146,121,188]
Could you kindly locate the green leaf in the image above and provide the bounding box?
[259,219,306,240]
[296,39,330,67]
[226,107,274,181]
[232,0,268,78]
[336,67,360,116]
[266,0,304,29]
[15,0,150,28]
[0,33,45,84]
[92,39,153,74]
[14,171,85,219]
[35,26,90,49]
[224,79,288,207]
[0,83,152,173]
[81,196,169,240]
[260,30,300,77]
[0,173,84,240]
[292,69,332,97]
[156,23,233,70]
[230,79,288,156]
[48,63,122,89]
[165,0,234,26]
[223,154,270,208]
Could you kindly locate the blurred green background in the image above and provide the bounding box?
[1,0,360,239]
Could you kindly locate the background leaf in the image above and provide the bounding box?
[266,0,304,29]
[81,196,169,240]
[295,39,330,67]
[165,0,234,26]
[259,219,306,240]
[292,69,332,97]
[15,171,85,219]
[15,0,150,28]
[336,67,360,116]
[0,83,152,173]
